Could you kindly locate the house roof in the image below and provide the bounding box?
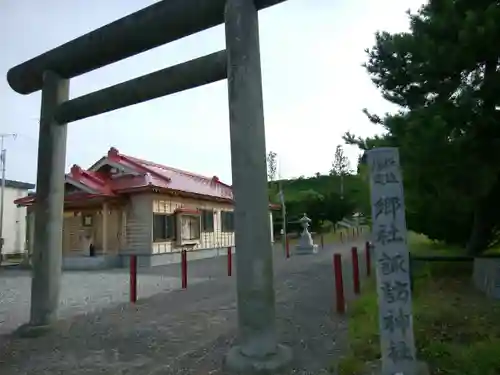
[1,179,35,190]
[15,147,280,210]
[103,147,233,200]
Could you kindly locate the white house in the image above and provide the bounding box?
[1,179,35,259]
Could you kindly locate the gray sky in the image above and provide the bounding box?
[1,0,425,185]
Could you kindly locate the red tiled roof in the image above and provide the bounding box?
[14,191,111,206]
[69,164,115,196]
[104,147,233,200]
[16,147,279,208]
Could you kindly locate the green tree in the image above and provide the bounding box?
[346,0,500,254]
[266,151,280,202]
[267,151,278,182]
[351,157,373,219]
[323,192,356,226]
[330,145,350,176]
[285,189,355,233]
[330,144,351,199]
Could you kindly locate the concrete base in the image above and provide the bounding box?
[14,323,53,338]
[121,246,237,268]
[294,244,318,255]
[56,246,239,270]
[473,257,500,299]
[224,344,292,374]
[63,255,121,270]
[368,360,429,375]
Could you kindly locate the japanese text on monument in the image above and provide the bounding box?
[367,148,417,374]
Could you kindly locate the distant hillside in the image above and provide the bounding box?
[269,173,369,212]
[267,173,370,236]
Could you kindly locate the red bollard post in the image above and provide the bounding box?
[130,255,137,303]
[181,250,187,289]
[365,241,371,277]
[227,246,232,276]
[333,253,345,314]
[351,246,360,295]
[285,237,290,259]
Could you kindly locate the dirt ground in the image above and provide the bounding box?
[0,239,367,374]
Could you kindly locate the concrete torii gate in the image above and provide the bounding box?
[6,0,292,372]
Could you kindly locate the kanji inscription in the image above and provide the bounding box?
[383,307,411,335]
[379,252,407,275]
[367,147,417,375]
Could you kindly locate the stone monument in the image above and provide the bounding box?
[294,213,318,255]
[366,147,428,375]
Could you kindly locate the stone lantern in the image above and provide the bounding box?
[295,213,318,255]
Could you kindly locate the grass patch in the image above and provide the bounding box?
[408,232,464,256]
[407,232,500,256]
[337,235,500,375]
[483,246,500,255]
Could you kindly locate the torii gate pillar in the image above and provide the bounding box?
[224,0,292,372]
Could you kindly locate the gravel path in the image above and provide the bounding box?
[0,270,209,335]
[0,239,368,374]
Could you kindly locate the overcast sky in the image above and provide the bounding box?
[1,0,425,185]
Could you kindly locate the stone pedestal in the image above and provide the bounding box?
[369,360,430,375]
[295,230,318,255]
[14,323,53,338]
[294,213,318,255]
[225,344,292,374]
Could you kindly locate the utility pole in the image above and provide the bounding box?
[340,173,344,200]
[279,180,286,250]
[0,133,18,265]
[277,157,287,254]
